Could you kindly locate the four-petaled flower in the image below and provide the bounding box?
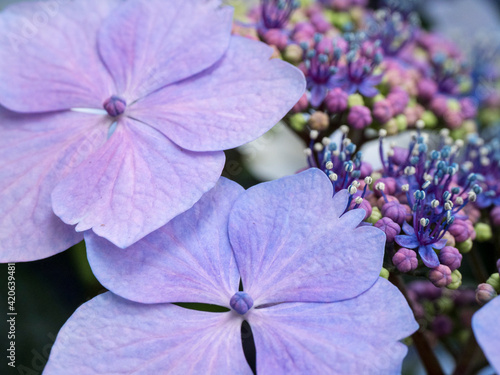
[0,0,305,261]
[44,169,417,374]
[395,222,447,268]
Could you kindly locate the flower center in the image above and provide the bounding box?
[229,292,254,315]
[103,96,127,117]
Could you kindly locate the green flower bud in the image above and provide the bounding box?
[486,273,500,293]
[456,238,473,253]
[475,223,492,242]
[436,296,454,314]
[372,94,386,103]
[289,113,307,132]
[421,110,438,128]
[395,114,407,131]
[446,270,462,290]
[447,99,460,112]
[379,267,389,279]
[283,44,303,64]
[348,93,364,108]
[367,207,382,224]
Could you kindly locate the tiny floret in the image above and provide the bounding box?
[230,292,254,315]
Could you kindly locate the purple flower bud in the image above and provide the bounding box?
[448,220,471,243]
[324,88,348,113]
[381,201,408,225]
[359,161,373,178]
[262,28,288,50]
[373,99,394,123]
[230,292,254,315]
[392,247,418,272]
[460,97,477,119]
[293,22,316,39]
[438,246,462,271]
[497,258,500,273]
[347,105,372,130]
[417,78,438,102]
[386,89,409,115]
[374,177,397,197]
[475,283,498,305]
[375,217,401,242]
[310,12,331,33]
[430,95,448,117]
[391,147,409,165]
[431,315,453,337]
[490,206,500,227]
[103,96,127,117]
[349,198,372,220]
[428,265,452,288]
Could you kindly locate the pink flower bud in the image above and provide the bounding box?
[324,88,348,113]
[448,220,471,243]
[375,217,401,242]
[373,99,394,123]
[475,283,498,305]
[382,201,408,225]
[392,247,418,272]
[417,78,438,102]
[460,97,477,119]
[347,105,372,129]
[490,206,500,227]
[438,246,462,271]
[262,29,288,50]
[292,93,309,113]
[428,265,452,287]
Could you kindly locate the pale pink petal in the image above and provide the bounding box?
[85,178,243,306]
[229,168,386,305]
[0,108,108,262]
[51,118,225,248]
[129,36,306,152]
[44,292,251,375]
[248,278,418,374]
[0,0,118,112]
[98,0,233,102]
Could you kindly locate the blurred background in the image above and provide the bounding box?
[1,0,500,374]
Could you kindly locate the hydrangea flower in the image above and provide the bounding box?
[0,0,305,261]
[45,169,417,374]
[472,296,500,373]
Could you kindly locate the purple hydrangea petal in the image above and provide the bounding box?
[418,244,440,268]
[44,293,251,375]
[129,36,305,152]
[402,221,415,235]
[358,81,379,97]
[472,296,500,373]
[98,0,233,102]
[85,178,242,306]
[0,0,117,112]
[432,238,448,250]
[0,108,108,262]
[228,168,385,305]
[309,84,328,107]
[395,234,420,249]
[248,278,418,374]
[51,118,225,248]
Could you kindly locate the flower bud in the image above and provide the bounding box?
[438,246,462,271]
[283,44,303,64]
[446,270,462,290]
[475,283,497,305]
[375,217,401,242]
[429,265,452,287]
[474,223,492,242]
[392,248,418,273]
[381,201,408,225]
[379,267,390,279]
[431,315,453,337]
[347,105,372,130]
[308,111,329,131]
[491,206,500,227]
[347,93,364,107]
[366,207,382,224]
[324,88,348,113]
[449,220,471,243]
[373,99,393,123]
[289,113,307,131]
[486,273,500,293]
[292,93,309,113]
[456,238,473,254]
[262,28,288,50]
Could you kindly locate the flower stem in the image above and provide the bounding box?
[389,274,445,375]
